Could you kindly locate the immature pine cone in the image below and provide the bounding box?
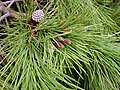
[32,10,44,22]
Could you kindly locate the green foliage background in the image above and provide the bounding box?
[0,0,120,90]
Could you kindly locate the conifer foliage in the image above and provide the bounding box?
[0,0,120,90]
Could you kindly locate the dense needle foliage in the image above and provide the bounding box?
[0,0,120,90]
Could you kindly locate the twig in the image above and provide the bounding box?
[0,12,10,22]
[0,0,23,5]
[0,0,25,22]
[0,3,26,22]
[0,0,41,22]
[7,0,15,8]
[0,1,12,5]
[0,4,19,17]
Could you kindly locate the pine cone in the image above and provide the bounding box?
[64,39,71,45]
[32,10,44,22]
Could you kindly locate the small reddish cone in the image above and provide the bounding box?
[57,42,64,49]
[64,39,71,45]
[56,36,64,42]
[65,30,72,33]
